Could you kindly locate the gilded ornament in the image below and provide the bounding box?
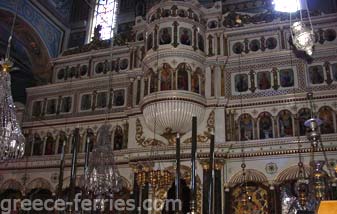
[183,111,215,144]
[135,118,164,147]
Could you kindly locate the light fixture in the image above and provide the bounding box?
[291,21,315,56]
[273,0,301,13]
[0,0,25,162]
[274,0,315,56]
[304,92,336,206]
[85,124,122,197]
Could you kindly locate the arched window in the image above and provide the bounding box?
[45,133,55,155]
[177,63,190,90]
[86,129,95,153]
[113,126,124,150]
[160,63,173,91]
[33,134,43,156]
[25,134,33,156]
[58,132,67,154]
[147,33,153,50]
[298,108,311,136]
[319,106,335,134]
[258,112,273,139]
[149,69,158,93]
[239,114,254,141]
[278,110,293,137]
[191,71,200,94]
[91,0,119,40]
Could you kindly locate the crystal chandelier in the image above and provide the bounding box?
[85,124,122,197]
[0,0,25,161]
[0,61,25,161]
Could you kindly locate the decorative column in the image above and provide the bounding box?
[128,78,135,108]
[207,34,214,56]
[223,35,228,56]
[216,33,221,55]
[193,25,197,51]
[154,25,159,50]
[173,21,179,47]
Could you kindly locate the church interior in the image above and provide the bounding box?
[1,0,337,213]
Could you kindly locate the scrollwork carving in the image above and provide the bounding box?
[135,118,164,147]
[183,111,215,144]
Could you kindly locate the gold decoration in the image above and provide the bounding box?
[199,159,225,170]
[154,188,168,214]
[135,169,173,189]
[135,118,164,147]
[159,165,202,214]
[0,58,14,73]
[183,111,215,144]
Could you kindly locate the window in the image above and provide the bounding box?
[91,0,119,40]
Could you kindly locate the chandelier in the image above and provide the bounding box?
[274,0,315,56]
[0,0,25,161]
[85,124,122,196]
[291,21,315,56]
[0,60,25,161]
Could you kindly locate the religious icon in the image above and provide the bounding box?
[58,132,67,154]
[191,72,200,93]
[278,110,293,137]
[147,33,153,50]
[177,63,189,90]
[249,39,260,52]
[266,37,277,50]
[45,134,54,155]
[114,89,125,106]
[61,97,72,113]
[239,114,253,140]
[81,94,92,111]
[298,108,311,136]
[257,71,271,90]
[332,63,337,81]
[231,185,269,214]
[160,63,172,90]
[159,27,172,45]
[32,101,42,117]
[198,33,204,52]
[259,113,273,139]
[208,20,217,29]
[119,59,129,70]
[95,62,104,74]
[235,74,249,92]
[180,28,192,46]
[150,71,158,93]
[114,126,124,150]
[319,107,335,134]
[33,134,43,156]
[96,92,108,108]
[178,9,186,17]
[309,65,324,84]
[46,99,56,114]
[279,69,294,87]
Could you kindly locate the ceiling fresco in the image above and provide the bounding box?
[0,10,52,103]
[0,0,63,58]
